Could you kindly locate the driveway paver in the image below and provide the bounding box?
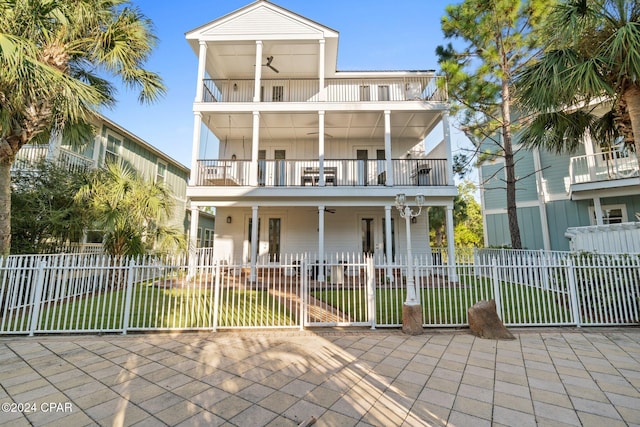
[0,328,639,426]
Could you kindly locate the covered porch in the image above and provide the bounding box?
[189,200,456,282]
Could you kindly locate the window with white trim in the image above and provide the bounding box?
[105,134,121,165]
[589,204,628,225]
[156,161,167,184]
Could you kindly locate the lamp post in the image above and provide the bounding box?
[395,193,425,335]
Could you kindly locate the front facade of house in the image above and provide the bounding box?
[185,1,457,273]
[480,126,640,251]
[12,113,202,248]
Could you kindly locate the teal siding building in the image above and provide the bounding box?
[480,137,640,251]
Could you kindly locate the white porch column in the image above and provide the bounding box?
[250,111,260,186]
[445,205,457,281]
[319,111,325,186]
[384,110,393,186]
[425,207,433,265]
[195,41,207,102]
[384,205,394,282]
[318,39,326,101]
[187,204,200,281]
[532,147,552,250]
[254,41,263,102]
[593,197,604,225]
[250,206,259,282]
[443,111,454,186]
[189,112,203,185]
[318,206,325,282]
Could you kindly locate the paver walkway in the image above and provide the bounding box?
[0,328,639,426]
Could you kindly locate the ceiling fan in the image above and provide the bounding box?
[262,56,279,73]
[306,131,334,138]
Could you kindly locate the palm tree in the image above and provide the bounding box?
[76,161,186,258]
[0,0,165,256]
[517,0,640,155]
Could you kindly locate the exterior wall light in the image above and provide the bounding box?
[226,216,232,224]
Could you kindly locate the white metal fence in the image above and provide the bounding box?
[1,250,638,335]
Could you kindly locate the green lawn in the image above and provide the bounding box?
[312,276,572,325]
[4,283,297,332]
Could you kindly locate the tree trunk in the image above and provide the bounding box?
[623,85,640,157]
[0,161,11,256]
[501,78,522,249]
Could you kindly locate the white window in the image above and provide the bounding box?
[105,134,121,165]
[156,161,167,184]
[589,204,628,225]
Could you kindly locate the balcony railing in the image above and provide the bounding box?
[202,76,447,103]
[13,145,95,173]
[569,150,639,185]
[195,158,448,187]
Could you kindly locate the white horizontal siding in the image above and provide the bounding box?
[203,8,322,38]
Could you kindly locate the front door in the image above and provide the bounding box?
[361,218,374,255]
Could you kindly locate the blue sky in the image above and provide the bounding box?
[104,0,465,168]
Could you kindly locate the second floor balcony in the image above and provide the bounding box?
[202,76,447,104]
[194,158,449,188]
[13,145,95,173]
[569,150,639,188]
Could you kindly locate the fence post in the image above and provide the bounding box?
[491,257,502,317]
[28,261,47,337]
[121,260,136,335]
[566,258,582,327]
[212,260,221,332]
[366,256,376,330]
[300,258,307,331]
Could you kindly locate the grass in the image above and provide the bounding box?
[312,275,573,325]
[4,283,297,332]
[1,273,578,333]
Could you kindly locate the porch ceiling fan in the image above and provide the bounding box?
[262,56,279,73]
[309,207,336,214]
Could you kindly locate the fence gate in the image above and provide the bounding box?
[303,256,374,328]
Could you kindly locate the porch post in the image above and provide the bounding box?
[445,204,457,281]
[425,207,433,269]
[318,39,326,101]
[384,110,393,186]
[443,110,454,186]
[250,111,260,186]
[319,111,325,186]
[250,206,259,282]
[593,197,604,225]
[254,41,263,102]
[188,204,200,281]
[384,205,394,282]
[195,41,208,102]
[189,112,203,185]
[317,205,325,282]
[532,147,552,250]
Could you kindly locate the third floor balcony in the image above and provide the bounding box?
[202,76,447,104]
